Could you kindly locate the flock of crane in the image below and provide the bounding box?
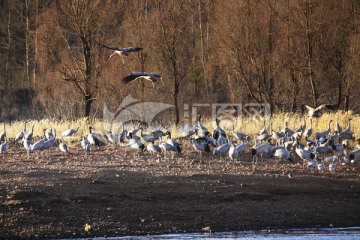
[0,107,359,174]
[0,40,359,174]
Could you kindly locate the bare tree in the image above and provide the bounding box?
[40,0,115,118]
[154,0,195,124]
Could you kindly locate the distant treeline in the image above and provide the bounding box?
[1,0,360,123]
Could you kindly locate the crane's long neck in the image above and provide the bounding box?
[303,117,306,129]
[327,120,331,130]
[347,119,351,129]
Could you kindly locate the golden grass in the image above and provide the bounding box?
[194,111,358,139]
[1,111,359,142]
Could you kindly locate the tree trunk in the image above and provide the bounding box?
[198,0,209,95]
[173,81,180,125]
[32,0,39,90]
[305,0,318,107]
[84,94,93,118]
[25,0,31,89]
[5,7,12,120]
[344,95,349,111]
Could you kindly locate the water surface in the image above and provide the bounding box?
[70,227,360,240]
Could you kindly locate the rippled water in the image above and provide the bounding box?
[70,227,360,240]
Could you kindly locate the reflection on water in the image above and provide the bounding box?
[76,227,360,240]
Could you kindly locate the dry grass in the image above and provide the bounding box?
[1,111,359,144]
[188,111,358,140]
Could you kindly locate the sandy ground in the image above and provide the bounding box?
[0,143,359,239]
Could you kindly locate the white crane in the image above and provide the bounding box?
[303,118,313,140]
[81,136,91,158]
[334,115,342,134]
[317,162,325,172]
[314,146,333,155]
[118,127,128,144]
[165,131,181,154]
[255,132,271,145]
[99,43,143,59]
[212,118,226,140]
[267,146,285,158]
[126,123,141,140]
[273,148,292,162]
[348,148,360,161]
[235,142,248,156]
[61,127,79,137]
[214,133,228,146]
[195,115,210,137]
[270,126,285,145]
[146,142,161,155]
[314,119,332,140]
[329,140,345,154]
[179,124,196,139]
[329,163,336,172]
[87,127,100,147]
[191,137,211,160]
[251,143,272,162]
[122,72,161,84]
[14,121,28,144]
[159,142,177,159]
[281,121,294,137]
[104,130,117,145]
[41,129,56,152]
[213,142,230,158]
[0,122,6,143]
[24,123,35,141]
[295,145,316,168]
[300,116,307,133]
[45,128,54,140]
[22,138,32,159]
[232,125,251,142]
[31,136,46,153]
[228,141,239,163]
[258,121,269,136]
[341,117,352,134]
[307,160,318,169]
[128,133,145,153]
[302,104,336,118]
[151,127,166,140]
[340,118,355,141]
[140,128,156,144]
[0,136,9,158]
[324,155,338,164]
[59,142,70,157]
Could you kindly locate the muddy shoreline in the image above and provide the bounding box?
[0,146,359,239]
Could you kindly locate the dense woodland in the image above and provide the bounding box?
[1,0,360,123]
